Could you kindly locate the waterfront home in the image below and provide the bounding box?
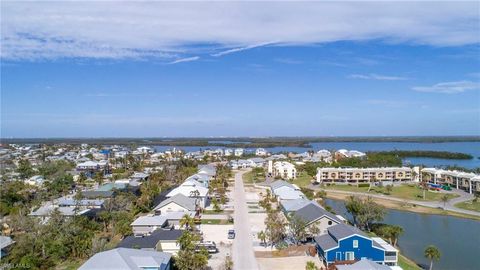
[256,148,268,156]
[224,148,233,156]
[137,146,154,154]
[153,194,197,215]
[79,248,171,270]
[291,202,341,235]
[315,223,398,267]
[131,215,168,236]
[421,168,480,194]
[335,149,366,160]
[333,258,391,270]
[234,148,244,156]
[316,167,415,184]
[314,150,333,163]
[118,229,183,254]
[280,198,314,213]
[273,161,297,179]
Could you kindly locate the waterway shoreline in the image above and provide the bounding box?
[324,192,480,221]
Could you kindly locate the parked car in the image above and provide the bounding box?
[195,241,218,253]
[228,229,235,239]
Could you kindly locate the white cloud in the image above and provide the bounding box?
[1,1,479,60]
[412,80,480,94]
[169,56,200,64]
[211,42,274,57]
[348,73,408,81]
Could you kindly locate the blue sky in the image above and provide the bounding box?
[1,2,479,137]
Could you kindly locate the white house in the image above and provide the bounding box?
[234,148,244,157]
[224,149,233,156]
[153,194,197,215]
[166,180,209,208]
[131,215,168,236]
[255,148,268,156]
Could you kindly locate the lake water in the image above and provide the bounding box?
[324,199,480,270]
[155,141,480,169]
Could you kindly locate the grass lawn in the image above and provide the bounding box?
[292,172,314,187]
[55,259,84,270]
[201,219,233,225]
[203,209,224,214]
[323,184,459,202]
[398,254,421,270]
[243,170,265,184]
[455,200,480,212]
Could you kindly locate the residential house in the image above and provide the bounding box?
[333,258,391,270]
[234,148,244,157]
[315,223,398,267]
[291,202,341,236]
[118,229,183,254]
[269,180,304,201]
[255,148,268,156]
[166,180,209,208]
[79,248,171,270]
[131,215,168,236]
[153,194,197,215]
[0,236,15,259]
[335,149,366,160]
[224,149,233,156]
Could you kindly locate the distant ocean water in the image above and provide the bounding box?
[155,141,480,169]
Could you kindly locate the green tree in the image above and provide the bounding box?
[257,230,267,246]
[175,231,208,270]
[287,213,307,245]
[424,245,441,270]
[345,196,363,227]
[17,159,34,179]
[265,210,286,248]
[180,214,195,231]
[385,184,393,195]
[305,261,319,270]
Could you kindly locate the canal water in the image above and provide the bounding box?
[155,141,480,169]
[324,199,480,270]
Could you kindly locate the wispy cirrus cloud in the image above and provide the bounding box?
[1,2,479,61]
[412,80,480,94]
[348,73,408,81]
[211,42,274,57]
[168,56,200,64]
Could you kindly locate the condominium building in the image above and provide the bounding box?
[421,168,480,194]
[316,167,417,184]
[273,161,297,179]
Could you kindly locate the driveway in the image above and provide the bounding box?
[232,169,259,270]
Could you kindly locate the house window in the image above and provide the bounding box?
[328,220,333,225]
[345,251,355,261]
[353,240,358,248]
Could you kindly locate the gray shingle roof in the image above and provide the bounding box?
[336,259,391,270]
[328,223,366,241]
[314,233,338,251]
[154,193,196,212]
[270,180,294,190]
[79,248,171,270]
[118,229,183,249]
[293,203,341,225]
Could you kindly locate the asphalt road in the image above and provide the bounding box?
[232,169,259,270]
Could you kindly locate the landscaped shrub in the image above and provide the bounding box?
[358,183,370,188]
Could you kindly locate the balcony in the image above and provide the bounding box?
[385,255,398,261]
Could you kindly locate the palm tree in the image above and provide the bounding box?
[440,194,450,209]
[424,245,441,270]
[257,230,267,246]
[179,214,195,231]
[305,261,318,270]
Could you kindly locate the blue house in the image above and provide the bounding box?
[315,223,398,267]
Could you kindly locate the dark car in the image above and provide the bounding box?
[228,229,236,239]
